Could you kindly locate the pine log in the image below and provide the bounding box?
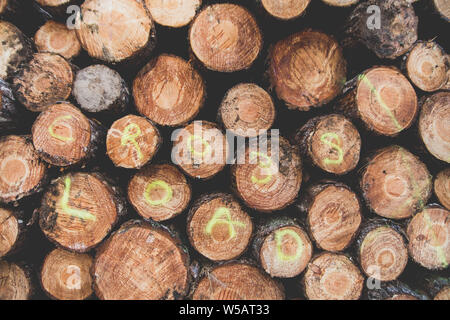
[336,66,418,136]
[187,193,253,261]
[434,168,450,210]
[133,54,205,127]
[189,3,262,72]
[0,260,32,300]
[128,164,191,222]
[107,115,161,169]
[0,135,47,203]
[38,172,126,252]
[433,0,450,21]
[0,206,25,257]
[144,0,201,28]
[294,114,361,175]
[93,220,190,300]
[406,205,449,270]
[260,0,311,20]
[13,52,74,112]
[32,102,105,167]
[322,0,359,6]
[40,247,93,300]
[434,286,450,300]
[269,30,347,111]
[252,217,313,278]
[218,83,275,138]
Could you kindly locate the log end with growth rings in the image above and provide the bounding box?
[435,168,450,210]
[261,0,311,20]
[144,0,201,28]
[0,261,31,300]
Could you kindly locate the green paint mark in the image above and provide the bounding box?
[144,180,173,206]
[187,135,211,157]
[275,229,303,262]
[358,74,403,132]
[121,123,143,160]
[205,207,246,240]
[250,151,273,185]
[59,177,96,221]
[49,116,74,142]
[320,132,344,165]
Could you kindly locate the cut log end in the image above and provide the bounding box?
[187,193,252,261]
[94,221,190,300]
[419,92,450,163]
[144,0,201,28]
[361,146,432,219]
[0,135,46,203]
[234,136,302,212]
[192,263,284,300]
[0,207,19,257]
[34,21,81,60]
[308,184,361,252]
[407,206,449,270]
[322,0,359,6]
[359,226,408,281]
[406,42,448,92]
[13,53,73,112]
[32,103,91,167]
[261,0,311,20]
[189,3,262,72]
[76,0,154,63]
[0,261,31,300]
[304,253,364,300]
[172,121,228,180]
[39,172,121,252]
[219,83,275,137]
[434,287,450,300]
[433,0,450,21]
[356,67,418,136]
[128,164,191,222]
[435,168,450,210]
[270,30,346,111]
[133,54,205,126]
[41,248,93,300]
[107,115,160,169]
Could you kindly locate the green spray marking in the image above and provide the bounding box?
[358,74,403,132]
[320,132,344,165]
[49,116,74,142]
[205,207,246,240]
[144,180,173,206]
[187,135,211,157]
[59,177,96,221]
[249,151,273,185]
[275,229,303,262]
[121,123,143,160]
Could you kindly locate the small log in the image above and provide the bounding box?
[433,0,450,21]
[233,136,302,212]
[218,83,276,138]
[32,102,105,167]
[299,181,361,252]
[406,205,449,270]
[75,0,155,65]
[336,66,418,136]
[361,145,432,219]
[13,52,74,112]
[260,0,311,20]
[347,0,418,59]
[34,20,81,60]
[189,3,262,72]
[367,280,428,300]
[294,114,361,175]
[40,247,93,300]
[187,193,253,261]
[356,219,408,282]
[128,164,191,222]
[252,217,313,278]
[0,206,25,257]
[73,64,129,117]
[133,54,205,127]
[38,172,126,252]
[0,20,34,81]
[107,115,161,169]
[303,253,364,300]
[172,121,229,180]
[144,0,201,28]
[269,30,347,111]
[0,260,32,300]
[405,41,448,92]
[192,262,284,300]
[321,0,359,6]
[0,135,47,203]
[434,168,450,210]
[94,220,190,300]
[419,92,450,163]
